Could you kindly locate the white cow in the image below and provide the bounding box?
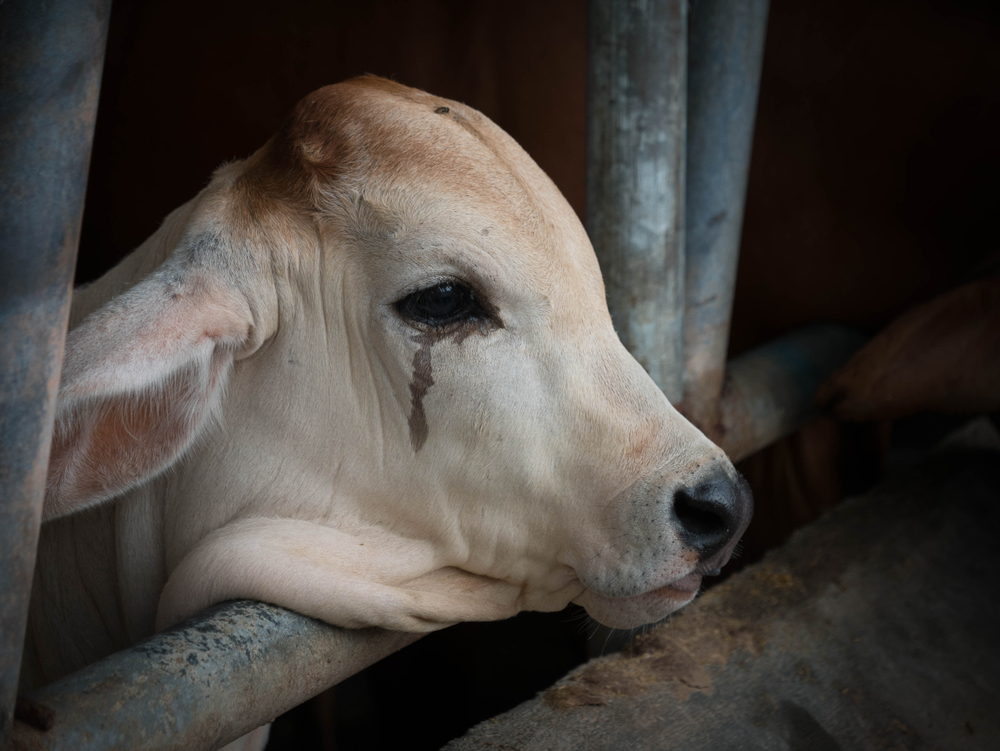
[22,77,751,746]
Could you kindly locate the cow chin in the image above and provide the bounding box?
[573,573,703,629]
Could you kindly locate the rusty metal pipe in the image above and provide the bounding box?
[681,0,770,428]
[715,325,866,462]
[0,1,112,745]
[586,0,688,402]
[9,601,420,751]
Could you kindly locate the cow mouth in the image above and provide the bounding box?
[572,570,706,629]
[651,571,703,597]
[621,570,704,607]
[569,544,737,629]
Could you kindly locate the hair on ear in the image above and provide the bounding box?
[44,238,255,520]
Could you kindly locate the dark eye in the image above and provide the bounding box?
[394,282,486,328]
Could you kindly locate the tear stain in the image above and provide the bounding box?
[408,336,435,451]
[406,312,504,452]
[450,316,501,347]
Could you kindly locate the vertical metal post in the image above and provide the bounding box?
[586,0,688,402]
[0,1,112,744]
[681,0,769,429]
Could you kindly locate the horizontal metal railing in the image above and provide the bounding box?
[8,602,418,750]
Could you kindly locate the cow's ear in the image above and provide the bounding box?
[44,237,258,520]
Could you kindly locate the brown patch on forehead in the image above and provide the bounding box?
[257,77,543,221]
[224,78,572,283]
[278,79,441,171]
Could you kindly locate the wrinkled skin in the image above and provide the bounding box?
[25,80,751,705]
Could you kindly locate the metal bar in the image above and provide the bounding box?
[586,0,688,402]
[9,600,420,751]
[681,0,770,428]
[716,325,865,462]
[0,1,112,745]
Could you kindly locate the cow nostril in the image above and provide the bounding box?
[673,488,733,554]
[664,469,752,563]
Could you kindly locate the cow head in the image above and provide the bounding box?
[47,78,751,633]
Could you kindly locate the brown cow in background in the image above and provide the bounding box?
[818,272,1000,422]
[76,0,1000,747]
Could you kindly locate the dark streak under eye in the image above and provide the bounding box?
[408,335,434,451]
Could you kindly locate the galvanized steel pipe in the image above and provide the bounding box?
[9,601,420,751]
[586,0,688,401]
[681,0,770,428]
[0,1,112,745]
[716,325,866,462]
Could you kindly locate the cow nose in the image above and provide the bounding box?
[672,470,753,562]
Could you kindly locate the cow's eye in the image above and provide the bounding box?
[394,282,486,328]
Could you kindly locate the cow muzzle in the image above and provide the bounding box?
[570,461,753,629]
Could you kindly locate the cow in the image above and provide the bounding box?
[816,273,1000,422]
[22,77,752,749]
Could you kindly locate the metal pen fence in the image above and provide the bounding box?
[0,1,862,749]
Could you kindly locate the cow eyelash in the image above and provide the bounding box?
[394,281,490,329]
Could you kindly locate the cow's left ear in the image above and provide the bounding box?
[43,236,263,520]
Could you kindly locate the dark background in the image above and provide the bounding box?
[77,0,1000,748]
